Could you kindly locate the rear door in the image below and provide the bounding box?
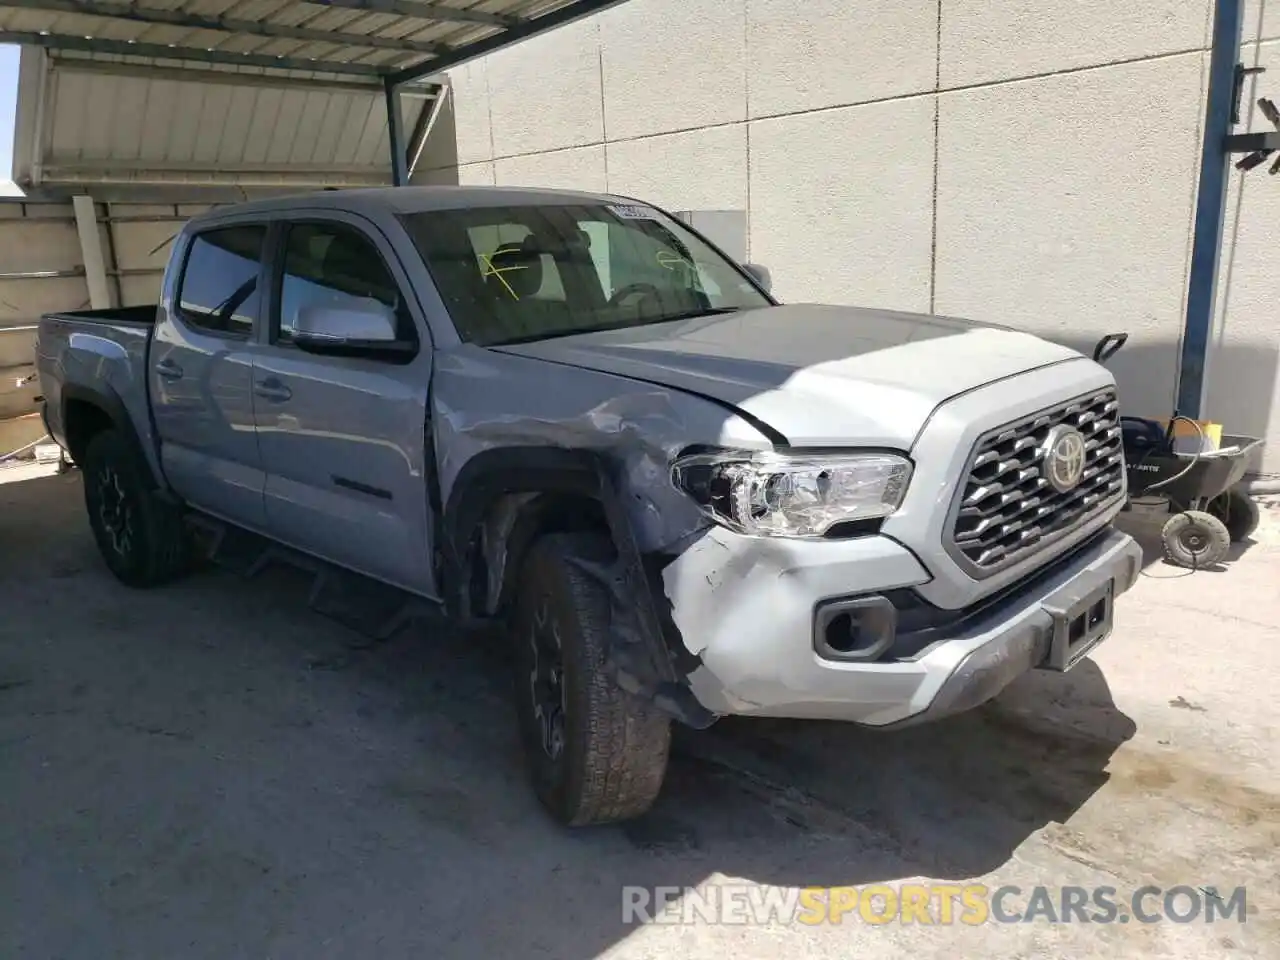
[150,222,267,527]
[250,213,436,596]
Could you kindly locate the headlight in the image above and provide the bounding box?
[671,449,912,538]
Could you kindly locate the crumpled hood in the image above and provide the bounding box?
[492,303,1086,448]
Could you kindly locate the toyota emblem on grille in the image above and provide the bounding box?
[1042,425,1087,493]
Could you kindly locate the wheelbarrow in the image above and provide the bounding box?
[1093,333,1264,568]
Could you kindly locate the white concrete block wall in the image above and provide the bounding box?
[450,63,494,166]
[1209,37,1280,462]
[489,19,604,156]
[934,53,1208,424]
[938,0,1211,87]
[747,0,937,115]
[607,126,748,216]
[429,0,1280,477]
[495,145,609,193]
[751,98,935,310]
[601,0,746,139]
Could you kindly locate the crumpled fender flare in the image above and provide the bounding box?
[443,446,716,728]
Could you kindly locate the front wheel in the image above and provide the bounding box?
[510,532,671,826]
[82,429,189,587]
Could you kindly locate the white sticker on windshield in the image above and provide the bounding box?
[607,203,658,220]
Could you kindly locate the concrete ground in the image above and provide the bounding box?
[1,468,1276,959]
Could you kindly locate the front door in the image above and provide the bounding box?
[251,215,436,596]
[149,223,267,528]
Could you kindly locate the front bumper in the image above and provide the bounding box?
[664,526,1142,726]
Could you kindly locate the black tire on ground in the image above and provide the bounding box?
[510,532,671,826]
[82,429,189,588]
[1161,510,1232,569]
[1208,486,1261,543]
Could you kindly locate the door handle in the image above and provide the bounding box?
[154,359,184,380]
[254,377,292,402]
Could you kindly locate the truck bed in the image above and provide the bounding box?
[42,305,157,327]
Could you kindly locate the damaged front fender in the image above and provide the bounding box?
[432,345,778,728]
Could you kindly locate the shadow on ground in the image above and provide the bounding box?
[0,472,1136,959]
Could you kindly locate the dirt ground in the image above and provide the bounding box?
[1,468,1276,959]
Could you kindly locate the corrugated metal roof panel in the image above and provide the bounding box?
[7,0,630,190]
[34,57,431,185]
[0,0,615,73]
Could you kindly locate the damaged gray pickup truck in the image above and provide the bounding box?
[37,186,1143,825]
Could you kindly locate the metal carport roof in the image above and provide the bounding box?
[3,0,627,193]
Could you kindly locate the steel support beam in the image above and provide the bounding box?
[0,30,387,77]
[385,79,408,186]
[306,0,512,27]
[0,268,85,280]
[389,0,628,84]
[72,196,114,310]
[1224,130,1280,152]
[1178,0,1245,419]
[409,83,448,176]
[0,0,444,55]
[42,164,392,187]
[47,59,432,95]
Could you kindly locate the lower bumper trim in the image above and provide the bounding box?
[876,528,1142,729]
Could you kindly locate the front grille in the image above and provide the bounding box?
[947,390,1124,576]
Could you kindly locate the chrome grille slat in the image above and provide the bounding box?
[947,389,1125,575]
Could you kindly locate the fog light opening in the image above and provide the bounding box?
[814,596,897,662]
[824,612,877,654]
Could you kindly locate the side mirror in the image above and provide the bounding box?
[292,299,415,360]
[743,262,772,294]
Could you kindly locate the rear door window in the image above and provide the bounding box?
[176,225,266,338]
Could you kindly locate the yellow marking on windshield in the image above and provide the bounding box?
[478,252,529,300]
[656,250,693,272]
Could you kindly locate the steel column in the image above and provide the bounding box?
[385,79,409,186]
[1178,0,1245,418]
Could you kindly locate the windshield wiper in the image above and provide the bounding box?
[486,307,745,347]
[648,306,743,324]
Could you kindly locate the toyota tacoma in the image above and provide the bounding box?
[36,186,1142,825]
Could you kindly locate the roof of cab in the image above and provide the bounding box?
[189,185,627,226]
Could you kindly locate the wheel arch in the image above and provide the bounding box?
[442,447,617,619]
[60,383,156,487]
[443,446,714,728]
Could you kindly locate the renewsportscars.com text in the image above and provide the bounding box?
[622,883,1249,926]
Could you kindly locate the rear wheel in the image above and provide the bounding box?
[82,429,189,587]
[1161,510,1231,569]
[510,532,671,826]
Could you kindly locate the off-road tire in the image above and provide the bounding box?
[510,532,671,826]
[1161,510,1231,569]
[1209,487,1261,543]
[82,429,189,587]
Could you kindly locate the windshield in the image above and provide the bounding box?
[401,201,772,346]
